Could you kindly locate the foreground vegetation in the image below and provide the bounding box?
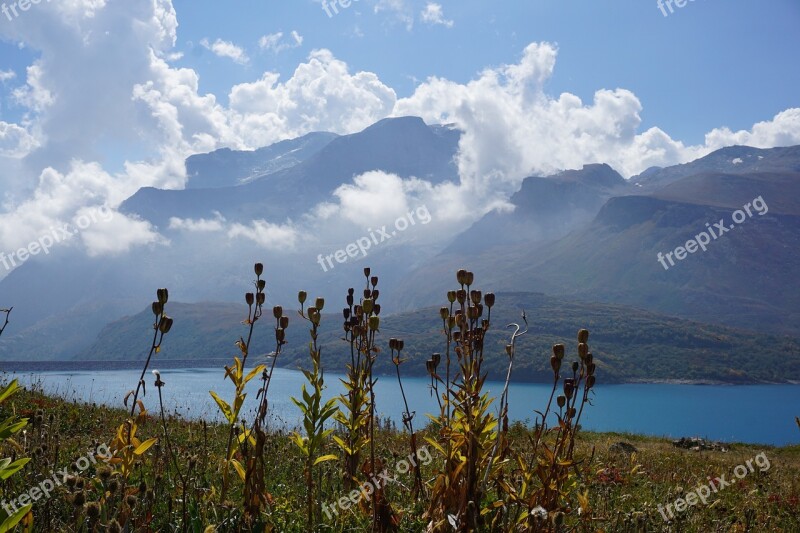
[1,270,798,532]
[2,385,798,532]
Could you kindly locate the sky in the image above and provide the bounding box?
[0,0,798,269]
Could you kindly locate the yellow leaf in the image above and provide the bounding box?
[244,364,266,385]
[313,454,338,466]
[210,391,234,424]
[230,459,246,482]
[133,438,158,456]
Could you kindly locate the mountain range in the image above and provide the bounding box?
[0,116,797,383]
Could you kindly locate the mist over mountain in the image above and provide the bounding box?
[0,117,797,375]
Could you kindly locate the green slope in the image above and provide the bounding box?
[77,293,800,384]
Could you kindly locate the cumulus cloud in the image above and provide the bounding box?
[201,38,249,64]
[228,49,396,145]
[0,121,38,157]
[420,3,453,27]
[704,108,800,150]
[0,70,15,82]
[0,0,798,277]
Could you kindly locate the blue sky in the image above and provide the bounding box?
[0,0,798,261]
[165,0,800,144]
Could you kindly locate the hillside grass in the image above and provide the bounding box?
[5,384,799,532]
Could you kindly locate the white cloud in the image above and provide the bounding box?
[228,49,396,146]
[227,220,299,250]
[200,38,249,64]
[0,121,38,158]
[421,3,453,27]
[0,70,15,82]
[703,108,800,150]
[81,211,165,257]
[168,213,226,232]
[0,0,797,273]
[374,0,414,30]
[258,30,303,54]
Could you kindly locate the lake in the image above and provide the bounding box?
[8,365,800,446]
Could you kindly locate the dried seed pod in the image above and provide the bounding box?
[484,293,495,308]
[550,355,560,373]
[279,316,289,329]
[158,316,173,334]
[426,360,436,375]
[273,306,283,319]
[254,263,264,276]
[315,297,325,311]
[256,293,265,305]
[343,308,351,320]
[364,267,371,278]
[369,316,380,331]
[578,343,588,359]
[586,375,596,389]
[374,304,381,315]
[563,378,575,399]
[372,289,380,300]
[371,276,378,287]
[465,271,474,286]
[456,289,467,304]
[257,279,266,291]
[470,290,482,305]
[152,301,162,316]
[572,361,579,373]
[578,329,589,344]
[439,307,449,320]
[389,338,398,350]
[506,344,513,357]
[557,395,566,408]
[157,288,169,305]
[396,339,404,351]
[431,353,441,367]
[553,344,565,360]
[362,298,374,315]
[298,291,307,304]
[457,269,468,285]
[447,290,457,303]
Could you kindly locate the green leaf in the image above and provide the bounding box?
[0,503,31,533]
[0,417,28,440]
[0,458,29,480]
[0,380,20,405]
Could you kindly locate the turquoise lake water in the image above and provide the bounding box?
[10,366,800,446]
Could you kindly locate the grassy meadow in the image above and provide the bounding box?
[0,267,798,532]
